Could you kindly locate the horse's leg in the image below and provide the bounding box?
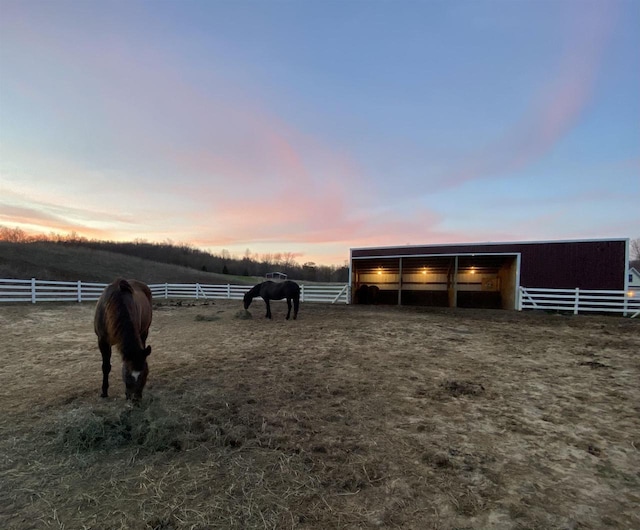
[293,296,299,320]
[286,297,292,320]
[141,330,148,346]
[98,339,112,398]
[265,299,272,319]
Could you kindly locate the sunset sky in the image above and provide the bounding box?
[1,0,638,266]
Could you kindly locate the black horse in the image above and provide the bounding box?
[355,284,380,304]
[243,280,300,320]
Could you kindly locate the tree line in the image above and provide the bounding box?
[0,226,350,282]
[4,225,639,280]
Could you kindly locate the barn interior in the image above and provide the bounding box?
[351,254,519,309]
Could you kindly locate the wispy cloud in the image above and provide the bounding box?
[435,0,620,188]
[0,201,111,238]
[0,0,635,264]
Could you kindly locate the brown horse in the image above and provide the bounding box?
[94,279,153,400]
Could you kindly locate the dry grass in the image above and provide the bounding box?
[0,241,256,284]
[1,301,639,529]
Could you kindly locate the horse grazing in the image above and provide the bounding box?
[244,280,300,320]
[94,279,153,400]
[355,284,370,304]
[355,284,380,304]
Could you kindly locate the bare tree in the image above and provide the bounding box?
[631,238,640,269]
[0,226,30,242]
[631,238,640,260]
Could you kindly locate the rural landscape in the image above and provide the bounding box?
[1,244,639,529]
[2,1,639,527]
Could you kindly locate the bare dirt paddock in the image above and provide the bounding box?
[0,300,639,530]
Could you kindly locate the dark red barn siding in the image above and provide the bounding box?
[351,239,627,290]
[516,240,626,289]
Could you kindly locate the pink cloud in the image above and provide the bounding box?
[0,204,112,238]
[438,0,620,188]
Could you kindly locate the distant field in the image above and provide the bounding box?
[0,242,257,284]
[1,301,638,529]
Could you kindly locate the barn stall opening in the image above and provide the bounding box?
[350,238,630,311]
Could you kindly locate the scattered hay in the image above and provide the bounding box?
[579,360,610,369]
[56,402,186,453]
[234,309,252,319]
[2,300,639,530]
[195,314,221,322]
[440,379,485,397]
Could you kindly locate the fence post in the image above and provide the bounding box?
[623,291,628,318]
[574,288,580,315]
[77,280,82,303]
[301,284,305,302]
[227,284,231,299]
[31,278,36,304]
[332,284,348,304]
[196,283,200,300]
[165,283,168,299]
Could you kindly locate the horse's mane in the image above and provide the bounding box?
[104,280,142,360]
[246,283,264,297]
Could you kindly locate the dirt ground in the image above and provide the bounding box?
[0,300,639,530]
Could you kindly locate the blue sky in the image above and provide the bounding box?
[1,0,638,265]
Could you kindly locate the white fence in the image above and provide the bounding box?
[2,279,638,317]
[0,279,350,304]
[518,287,639,318]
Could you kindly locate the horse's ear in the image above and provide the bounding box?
[145,346,151,357]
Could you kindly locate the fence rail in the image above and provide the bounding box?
[2,279,637,317]
[519,287,639,317]
[0,279,351,305]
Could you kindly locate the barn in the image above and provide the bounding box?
[350,238,630,310]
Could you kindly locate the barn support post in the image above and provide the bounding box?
[448,257,458,308]
[348,255,354,304]
[514,253,522,310]
[31,278,36,304]
[397,257,403,306]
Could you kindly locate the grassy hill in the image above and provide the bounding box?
[0,242,257,284]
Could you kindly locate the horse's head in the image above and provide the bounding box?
[243,291,253,310]
[122,345,151,400]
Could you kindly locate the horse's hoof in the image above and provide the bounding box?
[101,393,108,398]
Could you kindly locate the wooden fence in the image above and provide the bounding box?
[0,279,350,305]
[518,287,639,318]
